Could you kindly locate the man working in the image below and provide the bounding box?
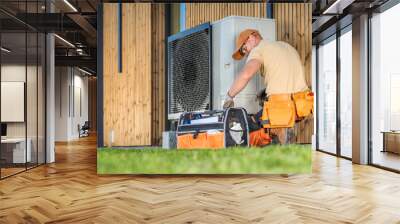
[223,29,312,144]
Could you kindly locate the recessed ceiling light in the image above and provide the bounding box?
[63,0,78,12]
[1,47,11,53]
[322,0,354,15]
[78,67,93,76]
[54,34,75,48]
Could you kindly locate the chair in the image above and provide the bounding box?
[78,121,90,138]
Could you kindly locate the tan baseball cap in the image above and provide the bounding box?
[232,29,260,60]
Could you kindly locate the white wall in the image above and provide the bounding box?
[55,67,89,141]
[1,65,27,141]
[1,65,36,138]
[55,67,69,141]
[71,72,89,139]
[1,64,26,81]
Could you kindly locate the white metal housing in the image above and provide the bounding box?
[211,16,276,114]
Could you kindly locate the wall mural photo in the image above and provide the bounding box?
[97,3,313,174]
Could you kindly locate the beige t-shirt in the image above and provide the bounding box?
[246,40,308,96]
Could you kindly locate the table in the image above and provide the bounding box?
[1,138,31,163]
[381,131,400,154]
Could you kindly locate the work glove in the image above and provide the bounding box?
[222,93,234,109]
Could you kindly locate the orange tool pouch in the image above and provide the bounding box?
[177,131,224,150]
[249,129,271,147]
[292,90,314,119]
[261,94,296,129]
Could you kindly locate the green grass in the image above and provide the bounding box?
[97,145,312,174]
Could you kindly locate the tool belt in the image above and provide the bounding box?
[261,90,314,129]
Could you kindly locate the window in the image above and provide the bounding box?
[0,1,47,179]
[371,3,400,171]
[317,36,337,154]
[340,28,352,158]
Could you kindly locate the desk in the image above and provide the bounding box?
[382,131,400,154]
[1,138,31,163]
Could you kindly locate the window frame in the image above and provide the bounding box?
[368,1,400,173]
[315,24,353,161]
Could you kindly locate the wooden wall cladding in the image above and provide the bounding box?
[273,3,313,144]
[151,4,166,146]
[103,3,152,146]
[273,3,312,87]
[185,3,267,29]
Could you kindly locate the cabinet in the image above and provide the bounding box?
[382,131,400,154]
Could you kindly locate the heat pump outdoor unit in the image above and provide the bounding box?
[168,16,276,120]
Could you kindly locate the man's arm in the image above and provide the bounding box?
[227,59,262,97]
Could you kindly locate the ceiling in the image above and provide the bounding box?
[311,0,391,43]
[0,0,98,74]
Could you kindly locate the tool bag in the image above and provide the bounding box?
[176,108,249,149]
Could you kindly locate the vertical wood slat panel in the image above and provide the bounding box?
[151,5,157,144]
[103,3,117,146]
[157,5,165,144]
[273,3,313,144]
[281,5,285,40]
[274,6,279,40]
[306,4,312,89]
[152,5,156,144]
[304,4,313,144]
[185,3,267,29]
[150,4,165,145]
[160,5,165,146]
[103,4,152,146]
[293,4,297,49]
[288,4,292,46]
[282,4,286,41]
[285,3,289,42]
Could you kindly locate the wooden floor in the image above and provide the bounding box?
[1,135,400,223]
[373,150,400,171]
[1,167,26,178]
[1,164,45,178]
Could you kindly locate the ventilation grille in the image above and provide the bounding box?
[168,23,211,117]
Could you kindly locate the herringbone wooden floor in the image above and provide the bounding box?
[1,135,400,224]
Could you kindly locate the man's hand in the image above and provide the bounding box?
[222,93,234,109]
[226,59,262,98]
[223,59,262,110]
